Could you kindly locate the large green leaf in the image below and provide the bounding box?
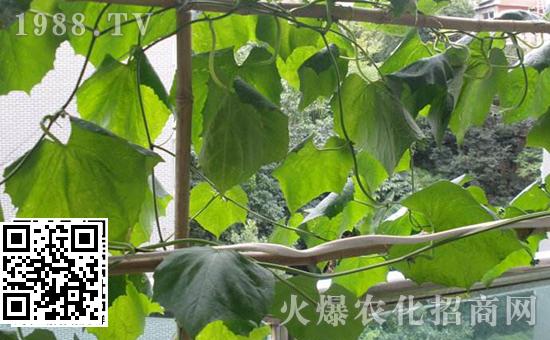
[4,117,161,242]
[273,137,352,212]
[269,276,364,340]
[401,181,494,231]
[298,44,348,109]
[199,78,289,192]
[77,54,171,147]
[178,47,282,153]
[276,46,319,89]
[153,247,275,337]
[509,181,550,213]
[333,74,422,174]
[499,67,539,123]
[59,2,176,66]
[389,230,524,288]
[189,182,248,238]
[192,12,256,53]
[527,108,550,152]
[88,282,163,340]
[334,256,388,297]
[390,181,525,288]
[256,15,319,60]
[450,48,507,142]
[529,68,550,119]
[0,0,64,95]
[380,29,432,74]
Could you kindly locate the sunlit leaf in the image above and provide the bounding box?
[189,182,248,238]
[4,117,161,242]
[88,282,163,340]
[273,137,352,212]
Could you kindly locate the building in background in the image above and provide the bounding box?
[475,0,547,19]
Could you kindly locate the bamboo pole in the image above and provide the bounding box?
[85,0,550,33]
[174,9,193,340]
[109,215,550,275]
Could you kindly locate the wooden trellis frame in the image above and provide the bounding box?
[74,0,550,337]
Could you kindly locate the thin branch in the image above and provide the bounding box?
[84,0,550,33]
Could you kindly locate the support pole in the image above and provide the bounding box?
[175,9,193,340]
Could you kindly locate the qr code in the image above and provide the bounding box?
[0,219,107,327]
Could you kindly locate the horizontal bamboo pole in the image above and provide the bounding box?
[83,0,550,33]
[109,215,550,275]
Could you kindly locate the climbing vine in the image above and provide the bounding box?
[2,0,550,339]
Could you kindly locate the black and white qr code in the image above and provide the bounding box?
[0,219,107,327]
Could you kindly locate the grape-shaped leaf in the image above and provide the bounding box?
[273,137,352,212]
[199,78,288,192]
[0,0,64,95]
[527,108,550,152]
[499,67,539,123]
[450,48,507,143]
[192,12,256,53]
[76,53,171,147]
[153,247,275,338]
[4,117,162,242]
[333,75,422,174]
[389,181,525,288]
[380,29,432,74]
[189,182,248,238]
[334,256,388,297]
[88,282,163,340]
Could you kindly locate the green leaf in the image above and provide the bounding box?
[4,117,161,242]
[276,46,318,89]
[269,214,302,246]
[401,181,494,231]
[390,181,526,288]
[380,29,432,74]
[24,329,56,340]
[0,0,64,95]
[273,137,352,212]
[334,256,388,297]
[153,247,275,337]
[135,48,171,110]
[183,47,282,153]
[189,182,248,238]
[389,229,523,288]
[527,108,550,152]
[88,282,163,340]
[59,3,176,66]
[450,48,507,142]
[333,75,422,174]
[197,321,270,340]
[199,78,289,192]
[509,181,550,212]
[77,53,171,147]
[192,12,256,53]
[269,276,364,340]
[130,177,172,246]
[298,44,348,109]
[529,68,550,119]
[256,15,319,61]
[108,274,152,307]
[0,0,31,29]
[499,67,539,123]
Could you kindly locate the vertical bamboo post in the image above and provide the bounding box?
[175,9,193,340]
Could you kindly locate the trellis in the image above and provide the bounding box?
[71,0,550,339]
